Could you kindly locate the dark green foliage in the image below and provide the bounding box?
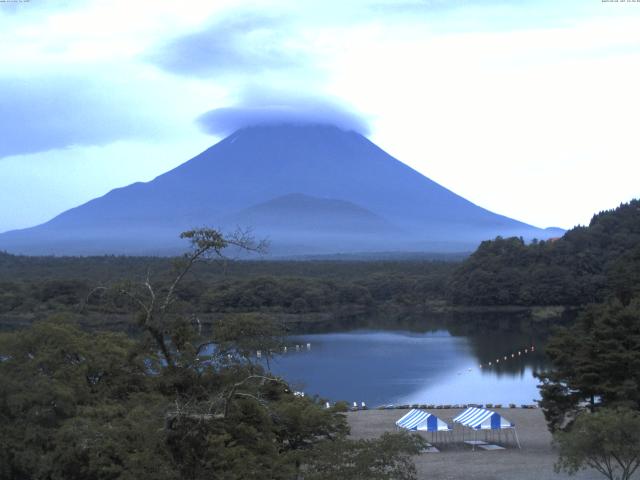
[0,255,456,330]
[0,228,423,479]
[537,299,640,432]
[212,313,285,359]
[202,276,375,314]
[554,407,640,480]
[450,200,640,306]
[0,250,458,284]
[0,319,420,480]
[0,319,169,480]
[48,399,176,480]
[0,281,25,313]
[305,431,425,480]
[606,244,640,306]
[38,279,88,305]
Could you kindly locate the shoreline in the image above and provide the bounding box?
[0,302,573,333]
[351,403,540,411]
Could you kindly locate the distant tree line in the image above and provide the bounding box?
[0,257,454,323]
[3,201,639,326]
[449,200,640,306]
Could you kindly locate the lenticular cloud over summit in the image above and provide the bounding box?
[197,95,370,137]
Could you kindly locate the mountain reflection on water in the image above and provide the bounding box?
[266,316,551,407]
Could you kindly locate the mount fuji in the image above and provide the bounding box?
[0,124,562,256]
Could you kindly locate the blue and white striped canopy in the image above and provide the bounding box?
[396,409,451,432]
[453,407,514,430]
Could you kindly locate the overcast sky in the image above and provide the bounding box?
[1,0,639,233]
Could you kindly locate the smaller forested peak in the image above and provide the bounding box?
[450,198,640,307]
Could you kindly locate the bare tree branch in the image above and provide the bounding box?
[223,374,284,418]
[115,227,267,370]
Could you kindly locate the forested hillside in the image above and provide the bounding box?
[3,199,638,327]
[449,200,640,306]
[0,254,455,327]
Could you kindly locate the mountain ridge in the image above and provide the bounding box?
[226,193,395,232]
[0,124,561,256]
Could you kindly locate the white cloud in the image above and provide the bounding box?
[322,14,640,228]
[1,0,639,231]
[0,137,212,233]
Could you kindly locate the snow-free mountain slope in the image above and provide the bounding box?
[226,193,394,233]
[0,124,560,255]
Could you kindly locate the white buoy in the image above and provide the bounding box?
[306,343,311,350]
[283,346,287,353]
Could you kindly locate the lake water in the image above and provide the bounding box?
[265,330,548,407]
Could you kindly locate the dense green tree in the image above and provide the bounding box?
[48,398,176,480]
[450,200,640,307]
[1,228,425,479]
[1,248,456,329]
[537,299,640,432]
[0,318,159,480]
[1,314,419,479]
[607,245,640,307]
[554,408,640,480]
[305,431,425,480]
[210,313,286,369]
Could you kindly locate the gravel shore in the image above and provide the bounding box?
[347,408,602,480]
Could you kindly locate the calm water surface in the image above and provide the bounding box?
[266,330,547,407]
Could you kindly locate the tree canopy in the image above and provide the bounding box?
[554,407,640,480]
[449,200,640,307]
[0,228,423,480]
[537,298,640,432]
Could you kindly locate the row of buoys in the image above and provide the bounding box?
[320,401,367,410]
[256,343,312,358]
[283,343,312,354]
[478,345,535,370]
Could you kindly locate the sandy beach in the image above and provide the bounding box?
[347,408,603,480]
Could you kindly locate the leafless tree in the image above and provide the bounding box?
[120,227,267,367]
